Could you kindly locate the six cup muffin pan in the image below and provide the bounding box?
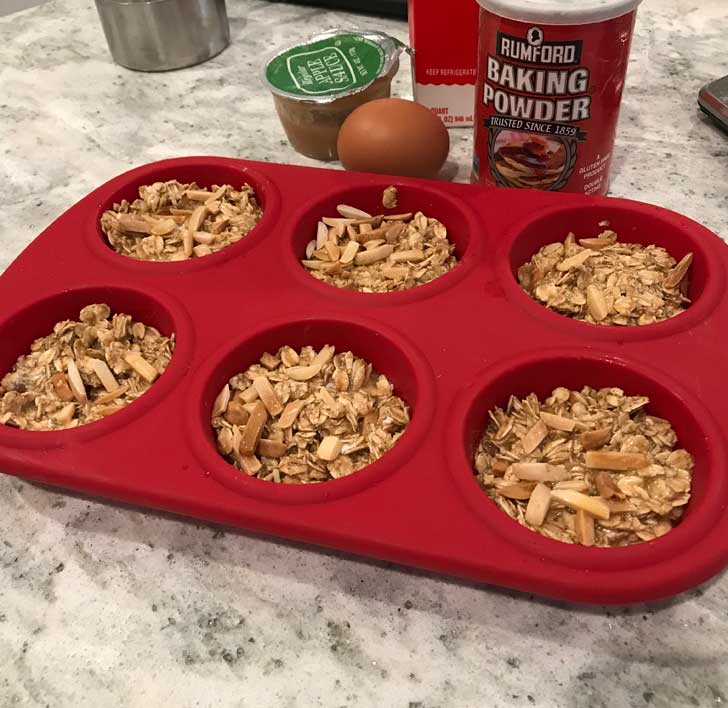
[1,156,728,604]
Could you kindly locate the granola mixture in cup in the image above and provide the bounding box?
[263,29,404,161]
[517,227,693,326]
[211,344,410,483]
[474,386,693,546]
[0,304,175,430]
[301,187,458,293]
[100,180,263,262]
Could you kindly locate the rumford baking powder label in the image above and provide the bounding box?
[473,10,637,194]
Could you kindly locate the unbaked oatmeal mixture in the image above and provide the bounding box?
[517,227,693,326]
[212,345,410,483]
[474,386,693,546]
[101,180,263,261]
[301,187,458,293]
[0,304,174,430]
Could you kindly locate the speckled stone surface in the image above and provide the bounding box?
[1,1,728,706]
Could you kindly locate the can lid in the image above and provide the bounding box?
[476,0,643,25]
[263,29,404,103]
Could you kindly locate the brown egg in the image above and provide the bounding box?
[337,98,450,179]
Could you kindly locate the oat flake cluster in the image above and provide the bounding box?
[518,228,693,326]
[0,304,174,431]
[474,386,693,546]
[302,188,458,293]
[212,345,410,483]
[101,180,263,261]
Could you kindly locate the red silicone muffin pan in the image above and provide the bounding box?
[1,156,727,605]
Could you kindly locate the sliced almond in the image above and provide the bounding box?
[224,401,250,425]
[382,212,413,221]
[276,400,306,429]
[187,205,208,232]
[521,419,548,455]
[389,249,425,263]
[539,412,576,432]
[316,221,329,249]
[574,509,595,546]
[525,483,552,527]
[240,453,262,475]
[324,241,340,261]
[66,360,87,402]
[512,462,569,482]
[239,386,259,403]
[381,266,409,279]
[312,344,336,368]
[317,435,343,461]
[193,231,215,245]
[580,427,612,450]
[182,228,194,258]
[491,459,509,476]
[556,249,593,272]
[123,351,159,383]
[585,450,649,471]
[94,384,128,405]
[586,284,609,321]
[149,218,177,236]
[550,489,610,520]
[285,364,322,381]
[663,252,693,290]
[305,240,316,259]
[357,226,389,244]
[252,377,284,416]
[212,384,231,418]
[193,244,212,258]
[185,189,212,201]
[257,438,287,458]
[496,482,536,500]
[336,204,371,220]
[239,400,268,455]
[91,358,119,393]
[54,402,76,426]
[354,244,394,266]
[117,214,151,234]
[384,222,407,244]
[339,240,360,265]
[594,470,621,499]
[50,372,75,402]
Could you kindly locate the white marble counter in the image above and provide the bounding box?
[1,1,727,706]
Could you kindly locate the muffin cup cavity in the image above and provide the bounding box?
[187,316,435,504]
[0,285,193,447]
[286,180,483,304]
[448,350,726,571]
[501,202,724,340]
[87,158,280,272]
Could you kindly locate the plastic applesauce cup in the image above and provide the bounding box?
[472,0,643,195]
[263,29,404,162]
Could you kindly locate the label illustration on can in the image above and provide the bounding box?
[473,9,637,195]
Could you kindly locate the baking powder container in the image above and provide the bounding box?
[472,0,643,194]
[95,0,230,72]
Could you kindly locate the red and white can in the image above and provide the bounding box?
[472,0,643,195]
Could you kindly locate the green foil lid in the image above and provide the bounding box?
[264,29,404,102]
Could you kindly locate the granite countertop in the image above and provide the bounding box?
[1,1,727,706]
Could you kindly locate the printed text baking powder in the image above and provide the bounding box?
[472,0,643,194]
